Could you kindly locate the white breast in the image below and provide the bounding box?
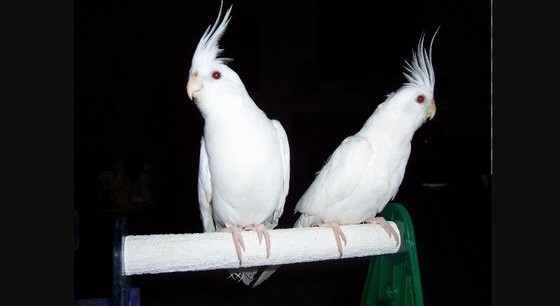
[204,111,284,228]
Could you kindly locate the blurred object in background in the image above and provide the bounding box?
[96,161,155,211]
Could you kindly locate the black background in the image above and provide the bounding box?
[74,0,490,305]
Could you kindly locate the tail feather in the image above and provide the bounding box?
[294,213,314,228]
[228,266,280,287]
[251,265,280,287]
[228,268,258,286]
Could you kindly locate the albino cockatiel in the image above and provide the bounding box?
[250,31,439,287]
[185,2,290,286]
[293,31,439,257]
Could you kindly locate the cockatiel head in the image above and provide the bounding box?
[186,2,247,116]
[375,30,439,133]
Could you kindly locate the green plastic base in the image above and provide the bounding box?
[360,203,424,306]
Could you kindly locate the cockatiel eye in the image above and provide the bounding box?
[212,71,221,79]
[416,95,425,103]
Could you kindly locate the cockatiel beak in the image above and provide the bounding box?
[187,74,202,101]
[427,101,436,120]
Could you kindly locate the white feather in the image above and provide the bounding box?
[198,137,215,232]
[403,27,440,91]
[265,120,291,229]
[189,2,290,287]
[255,30,439,286]
[294,29,439,232]
[295,136,373,217]
[191,1,233,73]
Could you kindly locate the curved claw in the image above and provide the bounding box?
[244,224,272,259]
[255,224,271,259]
[313,221,347,258]
[364,216,400,246]
[222,227,245,265]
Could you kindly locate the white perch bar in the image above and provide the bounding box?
[124,222,400,276]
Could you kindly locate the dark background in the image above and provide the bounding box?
[74,0,490,305]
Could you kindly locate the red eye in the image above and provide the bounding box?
[416,95,425,103]
[212,71,221,79]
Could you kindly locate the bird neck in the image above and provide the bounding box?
[358,102,423,147]
[202,95,266,132]
[198,91,258,120]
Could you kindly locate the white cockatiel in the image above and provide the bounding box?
[293,31,439,257]
[186,2,290,286]
[251,31,439,287]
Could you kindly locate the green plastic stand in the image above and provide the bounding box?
[360,203,424,306]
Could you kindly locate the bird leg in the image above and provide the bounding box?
[363,216,400,246]
[243,224,271,259]
[312,221,347,258]
[221,227,245,265]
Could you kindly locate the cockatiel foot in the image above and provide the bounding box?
[243,223,271,259]
[313,221,347,258]
[222,227,246,265]
[364,216,400,246]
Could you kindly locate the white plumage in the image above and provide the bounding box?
[254,30,439,286]
[295,30,439,248]
[186,2,290,286]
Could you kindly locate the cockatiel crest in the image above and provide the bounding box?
[404,31,437,92]
[190,2,232,73]
[187,2,246,114]
[379,29,439,127]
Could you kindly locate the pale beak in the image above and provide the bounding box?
[427,101,436,120]
[186,75,202,101]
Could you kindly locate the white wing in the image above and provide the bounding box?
[264,120,290,229]
[295,135,373,215]
[198,137,216,232]
[250,120,290,288]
